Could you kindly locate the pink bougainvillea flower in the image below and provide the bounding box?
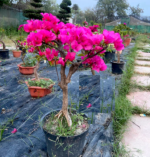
[124,23,127,25]
[87,103,92,108]
[18,24,24,30]
[58,57,65,66]
[0,44,2,47]
[11,128,17,134]
[65,51,76,62]
[39,50,45,56]
[82,124,86,128]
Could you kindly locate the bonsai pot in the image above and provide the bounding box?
[25,78,54,98]
[41,110,89,157]
[17,64,36,75]
[111,61,125,74]
[104,50,115,63]
[0,49,9,59]
[12,50,22,58]
[123,38,131,47]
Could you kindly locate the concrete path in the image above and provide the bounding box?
[122,51,150,157]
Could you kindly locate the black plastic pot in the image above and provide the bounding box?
[104,50,115,63]
[111,61,125,75]
[0,49,9,59]
[41,110,89,157]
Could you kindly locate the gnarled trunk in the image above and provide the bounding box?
[34,61,40,80]
[91,68,95,75]
[0,40,5,50]
[117,51,120,63]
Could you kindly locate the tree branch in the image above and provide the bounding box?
[0,40,6,50]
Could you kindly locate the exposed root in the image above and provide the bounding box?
[55,110,72,127]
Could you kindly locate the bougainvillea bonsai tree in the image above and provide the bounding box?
[20,13,124,127]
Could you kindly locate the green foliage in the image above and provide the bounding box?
[113,24,131,37]
[22,53,37,67]
[0,0,9,7]
[43,0,59,15]
[23,0,44,20]
[57,0,71,23]
[27,79,54,88]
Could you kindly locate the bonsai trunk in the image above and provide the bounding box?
[117,51,120,63]
[34,61,40,80]
[91,68,95,75]
[0,40,5,50]
[21,48,26,63]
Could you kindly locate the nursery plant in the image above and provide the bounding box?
[20,13,124,157]
[0,28,9,59]
[17,53,38,75]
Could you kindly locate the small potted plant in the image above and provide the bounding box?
[11,39,22,58]
[104,44,116,63]
[113,23,131,47]
[111,50,124,74]
[0,28,9,59]
[17,53,37,75]
[123,34,131,47]
[21,13,124,157]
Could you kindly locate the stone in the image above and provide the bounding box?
[136,56,150,61]
[134,66,150,75]
[131,75,150,86]
[127,91,150,110]
[122,115,150,157]
[135,60,150,66]
[138,51,150,57]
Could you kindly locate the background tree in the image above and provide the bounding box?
[43,0,59,15]
[130,4,143,17]
[57,0,71,23]
[23,0,44,19]
[0,0,9,7]
[97,0,129,22]
[72,4,79,24]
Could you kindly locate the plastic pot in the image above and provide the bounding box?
[0,49,9,59]
[12,50,22,58]
[17,64,36,75]
[25,78,54,98]
[41,110,89,157]
[123,38,131,47]
[111,61,125,74]
[104,50,115,63]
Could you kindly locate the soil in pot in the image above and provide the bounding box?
[17,64,36,75]
[0,49,9,59]
[25,78,55,98]
[104,50,115,63]
[41,110,89,157]
[111,61,125,75]
[12,50,22,58]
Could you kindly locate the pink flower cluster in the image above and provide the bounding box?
[123,23,127,25]
[89,25,99,32]
[20,13,125,73]
[124,34,129,37]
[83,21,88,26]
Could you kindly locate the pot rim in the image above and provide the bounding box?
[111,61,125,64]
[0,49,9,51]
[18,63,36,68]
[12,50,22,53]
[40,109,89,138]
[25,78,55,89]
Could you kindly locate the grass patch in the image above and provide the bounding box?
[112,37,138,156]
